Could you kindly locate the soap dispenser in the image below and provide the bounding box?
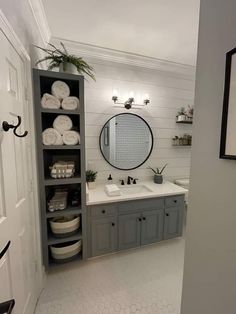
[107,174,113,185]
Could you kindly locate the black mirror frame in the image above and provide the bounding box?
[99,113,154,170]
[220,47,236,159]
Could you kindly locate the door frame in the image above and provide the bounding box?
[0,9,44,302]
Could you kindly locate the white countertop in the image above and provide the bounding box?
[86,181,188,206]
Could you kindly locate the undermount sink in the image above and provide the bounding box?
[120,185,153,195]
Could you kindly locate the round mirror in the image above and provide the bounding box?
[99,113,153,170]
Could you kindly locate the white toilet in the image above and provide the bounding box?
[175,178,190,204]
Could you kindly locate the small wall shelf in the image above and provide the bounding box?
[42,145,81,150]
[176,120,193,124]
[33,69,87,269]
[41,108,80,115]
[172,145,191,147]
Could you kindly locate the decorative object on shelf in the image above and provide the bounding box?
[35,42,95,80]
[176,107,187,122]
[41,93,61,109]
[172,134,192,146]
[49,215,80,237]
[48,190,68,212]
[112,90,150,110]
[62,96,79,110]
[185,105,194,120]
[176,106,193,122]
[50,161,75,179]
[50,240,82,261]
[220,47,236,159]
[70,189,81,207]
[86,170,98,189]
[148,164,168,184]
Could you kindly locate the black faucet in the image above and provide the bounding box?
[127,176,133,185]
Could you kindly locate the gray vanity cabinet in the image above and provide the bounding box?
[141,209,164,245]
[87,194,184,258]
[91,217,117,257]
[118,213,141,250]
[164,195,184,240]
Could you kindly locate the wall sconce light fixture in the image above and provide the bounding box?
[112,90,150,110]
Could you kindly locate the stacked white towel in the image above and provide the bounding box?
[41,93,61,109]
[62,130,80,145]
[42,128,63,146]
[62,96,79,110]
[53,115,73,134]
[51,80,70,100]
[104,184,121,197]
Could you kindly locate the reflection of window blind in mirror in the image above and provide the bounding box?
[115,115,151,169]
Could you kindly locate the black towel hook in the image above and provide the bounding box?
[2,116,28,138]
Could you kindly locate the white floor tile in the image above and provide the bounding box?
[35,238,184,314]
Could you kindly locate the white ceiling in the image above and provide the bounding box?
[42,0,200,66]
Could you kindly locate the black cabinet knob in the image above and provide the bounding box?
[174,200,177,203]
[138,217,142,222]
[112,222,115,226]
[102,210,106,214]
[143,217,146,221]
[166,213,169,217]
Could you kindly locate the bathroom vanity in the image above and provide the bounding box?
[87,181,186,258]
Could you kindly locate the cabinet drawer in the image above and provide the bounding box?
[89,204,117,217]
[165,195,184,208]
[118,198,164,214]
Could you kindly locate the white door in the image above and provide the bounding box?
[0,30,37,314]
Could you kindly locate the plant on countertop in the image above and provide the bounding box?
[35,42,96,80]
[148,164,168,184]
[86,170,98,182]
[148,164,168,175]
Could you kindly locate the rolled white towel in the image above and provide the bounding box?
[42,128,63,146]
[41,93,61,109]
[51,80,70,100]
[53,115,73,135]
[62,130,80,145]
[62,96,79,111]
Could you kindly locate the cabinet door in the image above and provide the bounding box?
[164,207,184,240]
[91,217,117,257]
[141,209,164,245]
[118,213,141,250]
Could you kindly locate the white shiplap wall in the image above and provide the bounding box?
[84,60,195,184]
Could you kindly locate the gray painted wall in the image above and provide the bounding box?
[181,1,236,313]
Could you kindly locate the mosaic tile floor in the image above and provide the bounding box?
[35,238,184,314]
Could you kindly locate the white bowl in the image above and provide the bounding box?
[50,216,80,235]
[50,240,82,260]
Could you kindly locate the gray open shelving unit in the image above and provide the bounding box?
[33,69,87,269]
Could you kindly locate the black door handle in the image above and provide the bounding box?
[111,222,115,226]
[138,217,142,222]
[142,217,146,221]
[0,241,11,260]
[102,210,106,214]
[166,213,169,217]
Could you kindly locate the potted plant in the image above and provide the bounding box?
[148,164,168,184]
[186,105,194,121]
[35,42,96,80]
[176,107,186,122]
[86,170,98,189]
